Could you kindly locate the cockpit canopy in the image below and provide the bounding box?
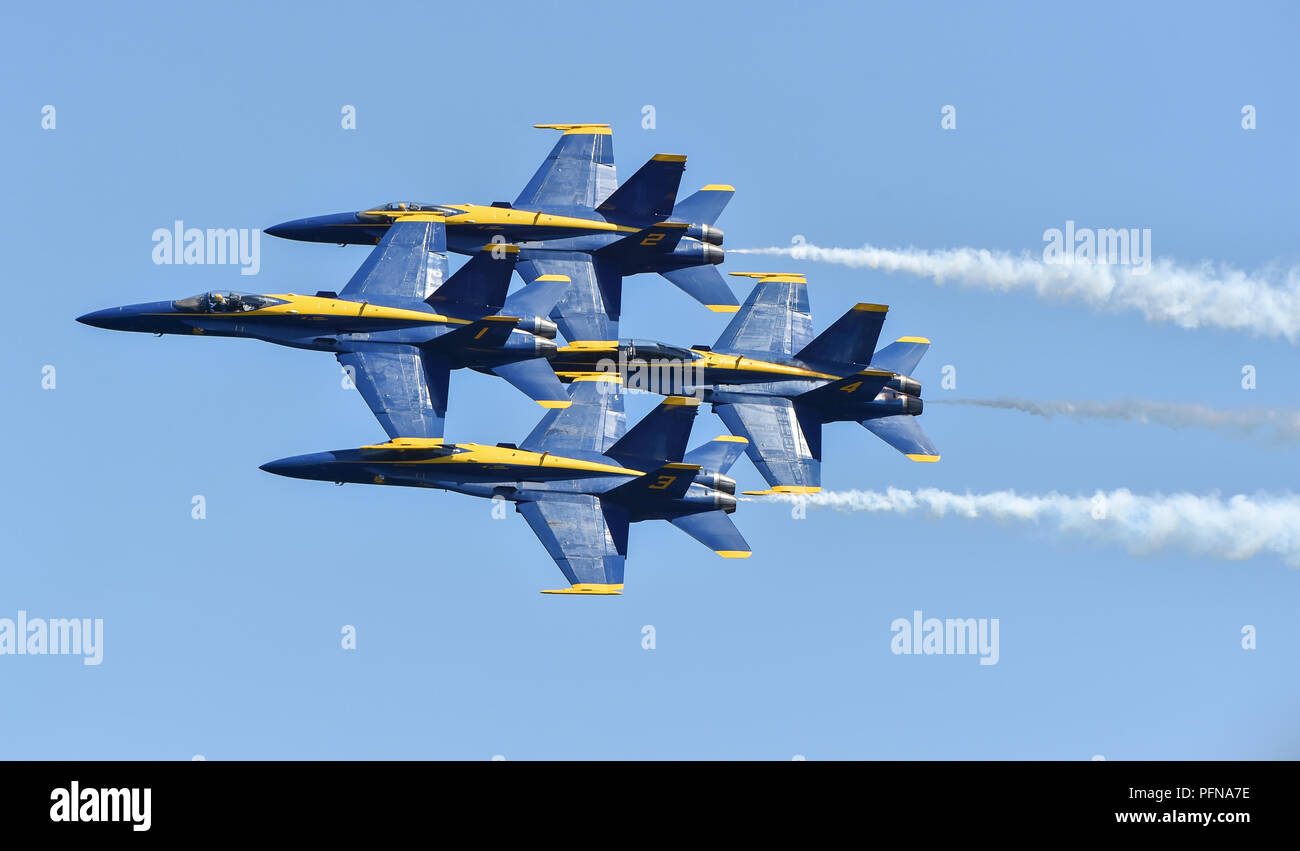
[362,202,462,218]
[625,340,698,363]
[172,291,286,314]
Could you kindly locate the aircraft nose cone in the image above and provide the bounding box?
[259,457,302,477]
[259,452,334,480]
[77,307,128,330]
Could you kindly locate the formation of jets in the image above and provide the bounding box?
[78,123,938,594]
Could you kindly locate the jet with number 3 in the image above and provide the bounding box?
[259,375,752,595]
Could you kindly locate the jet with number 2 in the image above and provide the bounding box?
[77,216,573,439]
[260,375,751,595]
[265,123,739,342]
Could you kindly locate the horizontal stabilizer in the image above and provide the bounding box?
[605,395,700,470]
[683,435,749,474]
[661,266,739,313]
[424,244,519,317]
[795,303,888,366]
[669,185,734,227]
[670,510,751,559]
[870,337,931,377]
[860,415,939,462]
[491,358,570,409]
[595,154,686,223]
[502,273,571,319]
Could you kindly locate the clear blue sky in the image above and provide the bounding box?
[3,1,1297,759]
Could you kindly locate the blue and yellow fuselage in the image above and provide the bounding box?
[549,340,925,422]
[259,437,735,516]
[265,203,724,275]
[76,290,552,365]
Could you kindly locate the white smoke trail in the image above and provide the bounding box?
[758,488,1300,567]
[732,243,1300,342]
[931,398,1300,442]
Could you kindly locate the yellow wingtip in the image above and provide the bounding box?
[715,550,752,559]
[906,454,941,463]
[706,304,741,313]
[536,400,572,409]
[541,583,624,595]
[896,336,931,344]
[699,184,735,192]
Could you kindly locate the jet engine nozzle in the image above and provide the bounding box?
[703,243,725,265]
[686,224,725,246]
[515,316,558,339]
[534,337,558,359]
[887,376,922,397]
[715,492,738,514]
[693,471,737,495]
[903,395,923,416]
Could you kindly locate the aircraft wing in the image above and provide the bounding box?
[519,495,629,593]
[516,253,622,342]
[339,216,448,301]
[713,274,813,356]
[337,347,449,439]
[520,375,625,457]
[514,124,617,211]
[712,397,822,493]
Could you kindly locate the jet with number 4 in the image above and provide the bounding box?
[77,215,574,439]
[259,374,752,595]
[549,272,939,494]
[264,123,739,342]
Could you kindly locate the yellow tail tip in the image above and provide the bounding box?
[715,550,752,559]
[906,454,941,463]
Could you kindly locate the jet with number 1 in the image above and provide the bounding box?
[265,123,739,342]
[77,215,573,439]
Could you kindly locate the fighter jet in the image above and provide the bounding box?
[77,215,573,439]
[548,272,939,494]
[264,123,737,342]
[260,375,752,594]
